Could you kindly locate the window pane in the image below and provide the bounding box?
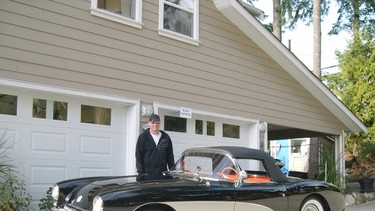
[53,101,68,121]
[292,140,301,154]
[164,115,186,132]
[33,98,46,119]
[166,0,194,9]
[195,119,203,135]
[0,94,17,116]
[81,105,111,125]
[164,4,193,37]
[98,0,135,19]
[207,121,215,136]
[237,159,267,173]
[223,124,240,139]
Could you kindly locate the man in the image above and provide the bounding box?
[135,114,174,181]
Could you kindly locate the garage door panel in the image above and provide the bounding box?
[79,167,111,177]
[80,135,112,156]
[78,132,127,162]
[0,127,17,151]
[8,124,127,163]
[30,165,66,185]
[25,161,117,200]
[22,158,125,198]
[32,131,68,153]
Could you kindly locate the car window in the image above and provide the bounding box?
[236,158,271,183]
[183,155,213,176]
[174,152,236,180]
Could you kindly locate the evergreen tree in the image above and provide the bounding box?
[330,0,375,37]
[323,27,375,163]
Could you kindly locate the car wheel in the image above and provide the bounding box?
[141,208,163,211]
[138,204,173,211]
[300,197,325,211]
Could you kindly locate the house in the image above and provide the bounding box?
[0,0,367,206]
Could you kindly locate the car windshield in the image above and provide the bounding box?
[170,150,272,183]
[170,151,238,181]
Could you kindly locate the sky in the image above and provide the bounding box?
[251,1,352,75]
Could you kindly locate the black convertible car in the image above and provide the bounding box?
[51,146,345,211]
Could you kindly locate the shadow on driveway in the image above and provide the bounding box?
[345,200,375,211]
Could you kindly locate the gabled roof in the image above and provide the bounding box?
[213,0,367,133]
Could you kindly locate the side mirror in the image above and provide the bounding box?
[239,170,247,181]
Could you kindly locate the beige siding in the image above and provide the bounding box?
[0,0,346,134]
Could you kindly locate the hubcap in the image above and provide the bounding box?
[303,204,320,211]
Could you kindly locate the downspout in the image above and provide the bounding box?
[336,132,346,189]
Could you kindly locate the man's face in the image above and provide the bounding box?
[148,120,160,132]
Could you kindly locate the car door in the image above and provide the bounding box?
[161,180,237,211]
[234,182,288,211]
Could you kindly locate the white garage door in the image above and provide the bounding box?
[158,109,258,160]
[0,86,131,202]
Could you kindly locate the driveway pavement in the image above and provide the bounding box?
[345,200,375,211]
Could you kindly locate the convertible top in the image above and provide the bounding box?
[183,146,288,182]
[209,146,269,159]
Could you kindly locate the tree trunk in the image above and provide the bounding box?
[352,0,360,39]
[313,0,321,78]
[273,0,282,40]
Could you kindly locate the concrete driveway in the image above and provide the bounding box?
[345,200,375,211]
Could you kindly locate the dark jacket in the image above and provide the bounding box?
[135,129,174,180]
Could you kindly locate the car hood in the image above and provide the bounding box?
[68,176,214,210]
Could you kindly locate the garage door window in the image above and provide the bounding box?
[33,98,68,121]
[0,94,17,116]
[223,124,240,139]
[207,121,215,136]
[164,115,186,132]
[195,120,203,134]
[81,105,111,125]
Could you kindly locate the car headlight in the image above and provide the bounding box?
[93,196,103,211]
[51,184,59,201]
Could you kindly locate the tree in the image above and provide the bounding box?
[273,0,282,40]
[313,0,321,78]
[270,0,329,41]
[330,0,375,38]
[257,0,328,78]
[323,27,375,171]
[277,0,329,78]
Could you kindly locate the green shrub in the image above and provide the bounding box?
[315,149,344,191]
[39,187,53,211]
[0,131,33,211]
[0,170,33,211]
[0,132,12,175]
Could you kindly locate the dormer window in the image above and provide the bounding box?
[158,0,200,46]
[90,0,143,29]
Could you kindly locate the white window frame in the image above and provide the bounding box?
[158,0,200,46]
[90,0,143,29]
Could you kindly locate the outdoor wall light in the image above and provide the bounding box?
[141,104,153,116]
[259,122,267,132]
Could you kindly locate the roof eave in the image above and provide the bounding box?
[213,0,368,134]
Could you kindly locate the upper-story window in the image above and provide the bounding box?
[90,0,143,28]
[159,0,199,45]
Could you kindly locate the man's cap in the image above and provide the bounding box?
[149,114,160,122]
